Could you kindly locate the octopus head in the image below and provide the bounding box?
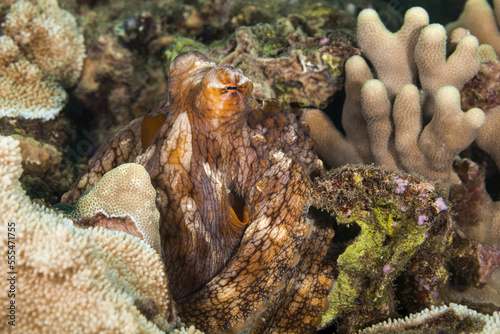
[168,51,254,126]
[194,65,254,124]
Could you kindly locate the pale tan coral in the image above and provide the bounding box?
[392,85,484,182]
[70,163,162,255]
[415,24,481,118]
[357,7,429,99]
[3,0,85,87]
[360,303,500,333]
[476,106,500,168]
[340,54,376,163]
[446,0,500,56]
[0,35,67,120]
[0,0,85,120]
[0,135,180,333]
[458,46,500,170]
[300,108,363,167]
[302,7,484,186]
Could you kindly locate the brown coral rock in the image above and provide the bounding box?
[221,19,359,109]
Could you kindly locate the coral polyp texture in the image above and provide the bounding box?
[360,303,500,333]
[0,0,85,120]
[0,135,182,333]
[69,163,162,255]
[63,51,335,333]
[301,7,485,186]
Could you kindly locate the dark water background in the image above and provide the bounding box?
[382,0,468,24]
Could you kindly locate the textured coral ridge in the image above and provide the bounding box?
[0,135,177,333]
[360,303,500,333]
[63,51,335,332]
[70,163,162,255]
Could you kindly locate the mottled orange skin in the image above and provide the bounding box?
[63,51,335,333]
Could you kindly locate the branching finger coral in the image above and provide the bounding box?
[447,0,500,55]
[301,7,485,187]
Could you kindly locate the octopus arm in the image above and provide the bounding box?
[255,217,336,332]
[177,155,316,332]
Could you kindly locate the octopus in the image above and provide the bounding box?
[63,51,336,333]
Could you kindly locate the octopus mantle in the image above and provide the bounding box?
[63,51,335,333]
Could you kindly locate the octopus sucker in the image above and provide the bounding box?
[322,298,331,312]
[63,51,334,333]
[270,280,286,295]
[289,252,301,268]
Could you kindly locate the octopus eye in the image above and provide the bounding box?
[226,86,238,91]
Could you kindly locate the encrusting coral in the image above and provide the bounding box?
[63,51,336,333]
[0,135,192,333]
[69,162,162,255]
[219,18,360,109]
[301,7,485,186]
[0,0,85,120]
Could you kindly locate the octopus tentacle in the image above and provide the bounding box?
[177,158,313,332]
[255,217,336,332]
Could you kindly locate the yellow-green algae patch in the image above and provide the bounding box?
[312,165,452,331]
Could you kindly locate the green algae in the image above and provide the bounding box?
[312,165,453,330]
